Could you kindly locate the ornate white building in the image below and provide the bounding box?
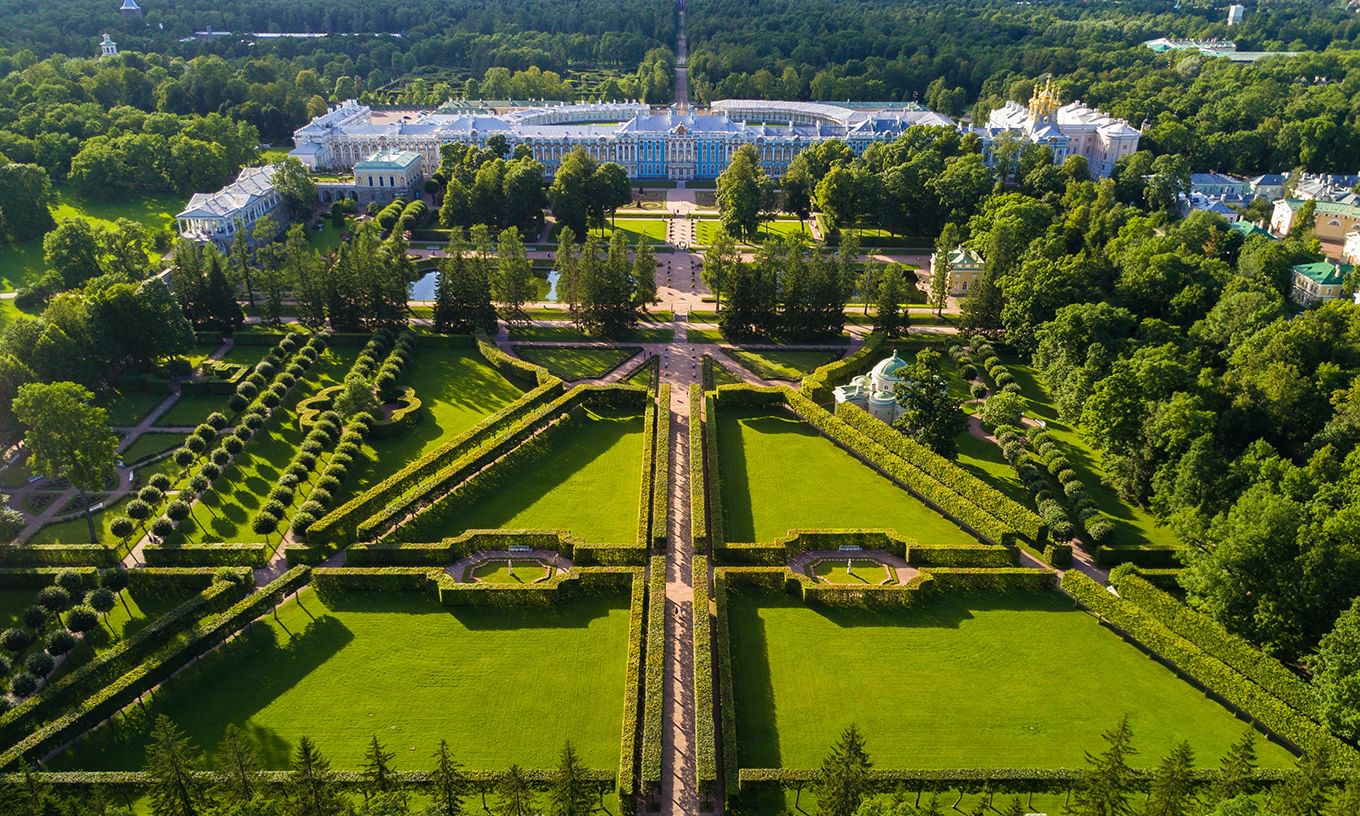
[981,81,1140,178]
[833,351,910,422]
[175,165,285,250]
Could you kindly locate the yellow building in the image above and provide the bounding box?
[1271,199,1360,260]
[929,246,984,298]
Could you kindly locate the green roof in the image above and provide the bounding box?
[1292,261,1353,286]
[1282,199,1360,218]
[354,149,421,170]
[1229,221,1274,239]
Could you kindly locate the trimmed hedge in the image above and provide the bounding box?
[3,768,617,795]
[641,556,666,790]
[907,545,1017,568]
[0,567,311,768]
[636,400,656,550]
[713,569,739,797]
[0,574,252,756]
[650,385,671,550]
[705,394,725,549]
[919,567,1055,593]
[140,543,271,567]
[689,384,708,552]
[0,546,118,567]
[1060,571,1355,764]
[619,569,646,812]
[735,767,1288,793]
[344,530,649,568]
[306,378,564,544]
[1110,570,1318,719]
[799,332,886,402]
[692,555,717,803]
[833,401,1046,543]
[475,330,554,388]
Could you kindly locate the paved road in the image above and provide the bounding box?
[675,0,689,110]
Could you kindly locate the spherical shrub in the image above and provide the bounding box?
[286,363,306,379]
[233,425,254,443]
[148,472,172,492]
[1056,468,1078,485]
[1050,518,1076,541]
[185,436,207,455]
[1063,480,1086,501]
[285,463,309,482]
[86,587,117,615]
[276,372,296,389]
[959,363,977,380]
[244,413,265,430]
[262,499,286,518]
[228,394,248,413]
[261,391,281,409]
[46,629,77,657]
[255,360,276,378]
[335,442,360,459]
[279,472,301,489]
[246,372,267,390]
[295,452,317,470]
[308,488,332,507]
[110,516,136,541]
[291,511,316,536]
[200,462,222,481]
[10,672,38,697]
[270,486,295,505]
[26,652,54,678]
[340,431,364,447]
[206,412,229,430]
[223,436,245,455]
[316,475,341,493]
[2,627,34,653]
[174,448,196,467]
[137,486,163,505]
[55,570,84,594]
[1002,382,1021,394]
[65,605,99,634]
[21,605,47,630]
[299,500,326,518]
[0,654,9,675]
[251,513,278,536]
[279,335,298,352]
[970,382,988,399]
[210,449,231,468]
[330,452,353,469]
[38,585,71,614]
[150,517,176,539]
[126,499,152,522]
[99,568,129,592]
[301,439,325,455]
[322,464,346,482]
[1085,516,1115,543]
[166,499,191,521]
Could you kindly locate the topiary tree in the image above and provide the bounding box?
[26,652,54,678]
[2,627,33,654]
[37,585,72,624]
[184,437,207,457]
[46,629,77,657]
[87,587,117,624]
[65,604,99,635]
[148,473,173,492]
[189,475,210,495]
[223,436,245,455]
[55,569,84,595]
[210,448,231,467]
[10,672,38,697]
[978,391,1026,429]
[166,499,191,522]
[251,513,278,540]
[206,412,229,430]
[137,485,163,505]
[151,516,175,541]
[21,605,48,631]
[110,516,136,547]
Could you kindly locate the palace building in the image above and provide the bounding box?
[175,164,285,250]
[980,81,1140,178]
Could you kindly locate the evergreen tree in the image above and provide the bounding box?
[0,762,55,816]
[433,234,496,334]
[701,231,739,312]
[1266,745,1330,816]
[284,737,343,816]
[892,349,965,457]
[1329,772,1360,816]
[959,267,1002,333]
[999,796,1027,816]
[1142,741,1195,816]
[548,742,595,816]
[426,740,467,816]
[145,716,214,816]
[1069,716,1137,816]
[631,238,657,309]
[214,724,262,805]
[227,231,257,307]
[813,724,873,816]
[492,227,534,321]
[281,225,326,331]
[496,766,533,816]
[554,227,582,317]
[1207,731,1257,806]
[874,269,908,338]
[202,252,244,335]
[362,735,398,799]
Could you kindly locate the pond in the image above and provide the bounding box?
[409,269,561,302]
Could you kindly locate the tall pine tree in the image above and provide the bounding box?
[812,724,872,816]
[1069,716,1136,816]
[145,716,214,816]
[1143,741,1196,816]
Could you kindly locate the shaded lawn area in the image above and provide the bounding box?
[99,390,166,427]
[29,494,134,550]
[120,433,182,465]
[167,346,358,545]
[154,395,231,428]
[727,588,1295,769]
[183,342,226,371]
[509,324,674,343]
[716,408,979,545]
[0,185,180,292]
[953,431,1029,506]
[726,349,842,381]
[49,588,197,683]
[220,343,272,367]
[394,409,645,544]
[688,326,723,344]
[332,347,522,505]
[1004,357,1180,550]
[512,346,639,380]
[51,588,632,771]
[695,219,810,247]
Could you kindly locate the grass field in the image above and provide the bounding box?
[154,395,231,428]
[395,409,645,544]
[695,219,810,247]
[810,559,896,585]
[52,588,632,771]
[716,408,979,545]
[166,345,357,545]
[99,390,166,427]
[727,587,1295,769]
[588,217,668,245]
[726,349,842,381]
[469,560,554,584]
[1004,357,1180,550]
[119,432,183,465]
[29,494,134,549]
[332,347,522,505]
[512,346,639,380]
[0,186,181,292]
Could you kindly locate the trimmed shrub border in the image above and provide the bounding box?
[345,529,646,567]
[641,556,666,791]
[650,385,671,551]
[690,385,708,552]
[799,331,886,402]
[692,555,717,803]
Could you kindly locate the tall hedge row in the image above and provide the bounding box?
[306,379,564,544]
[618,570,646,813]
[475,330,555,388]
[641,556,667,790]
[636,400,657,550]
[799,331,886,402]
[1110,570,1318,719]
[704,394,726,549]
[1060,572,1355,765]
[650,385,671,550]
[692,555,717,803]
[689,385,708,552]
[713,569,739,797]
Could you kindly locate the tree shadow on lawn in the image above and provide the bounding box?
[53,614,353,771]
[413,352,521,414]
[320,589,626,631]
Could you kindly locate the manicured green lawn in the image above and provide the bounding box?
[513,346,639,380]
[717,408,978,545]
[953,431,1029,506]
[687,327,723,344]
[589,217,668,245]
[1004,357,1180,550]
[509,325,674,343]
[99,390,166,427]
[469,560,554,584]
[727,588,1294,769]
[167,345,357,545]
[154,395,231,428]
[52,588,632,771]
[695,219,809,246]
[220,342,273,366]
[810,559,895,585]
[395,409,645,544]
[0,185,180,292]
[308,219,350,255]
[120,433,182,465]
[333,347,522,505]
[726,349,841,381]
[29,494,134,549]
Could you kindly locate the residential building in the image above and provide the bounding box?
[175,165,285,250]
[1343,231,1360,266]
[1190,172,1249,199]
[1292,173,1360,203]
[1184,194,1241,222]
[1271,199,1360,259]
[1290,261,1353,306]
[981,80,1140,177]
[930,246,984,297]
[352,149,424,206]
[1230,220,1275,241]
[1227,4,1246,26]
[1247,174,1287,200]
